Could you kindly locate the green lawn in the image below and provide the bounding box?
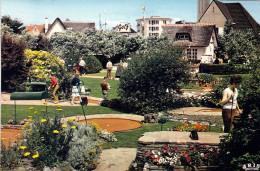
[80,77,120,99]
[1,105,129,124]
[102,122,222,149]
[87,71,116,78]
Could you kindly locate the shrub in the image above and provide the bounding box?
[199,64,250,75]
[118,45,190,114]
[81,55,103,74]
[1,33,28,92]
[0,138,23,170]
[219,90,260,170]
[198,73,216,83]
[24,49,64,82]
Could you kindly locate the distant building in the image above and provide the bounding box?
[163,23,218,63]
[197,0,210,22]
[113,22,137,37]
[26,25,43,36]
[42,17,95,38]
[198,0,260,35]
[136,16,172,37]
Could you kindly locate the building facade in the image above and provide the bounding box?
[163,23,218,63]
[198,0,260,35]
[136,16,172,37]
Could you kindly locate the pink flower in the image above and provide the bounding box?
[24,119,29,122]
[163,150,167,153]
[147,152,151,157]
[203,145,207,148]
[164,144,168,149]
[8,119,13,124]
[153,158,158,163]
[20,121,25,125]
[174,148,178,152]
[248,114,252,119]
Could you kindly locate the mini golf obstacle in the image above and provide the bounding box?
[10,82,49,124]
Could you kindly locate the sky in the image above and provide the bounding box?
[1,0,260,31]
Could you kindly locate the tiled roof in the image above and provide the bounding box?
[163,24,216,47]
[27,25,43,32]
[214,0,260,32]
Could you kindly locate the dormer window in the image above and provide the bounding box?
[176,33,191,40]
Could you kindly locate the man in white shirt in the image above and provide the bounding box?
[79,58,86,76]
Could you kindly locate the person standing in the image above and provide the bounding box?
[75,59,80,73]
[100,77,110,100]
[79,58,86,76]
[106,60,113,79]
[221,75,242,133]
[71,72,81,105]
[48,73,59,104]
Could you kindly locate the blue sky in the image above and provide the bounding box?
[1,0,259,30]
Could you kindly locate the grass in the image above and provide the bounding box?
[87,71,116,78]
[80,77,120,99]
[1,104,130,124]
[214,74,249,79]
[102,122,222,149]
[179,83,202,90]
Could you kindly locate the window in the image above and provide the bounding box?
[150,20,159,25]
[176,33,191,41]
[163,20,167,24]
[187,49,197,61]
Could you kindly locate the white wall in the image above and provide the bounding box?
[47,21,66,38]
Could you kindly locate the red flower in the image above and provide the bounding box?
[186,156,191,162]
[147,152,151,157]
[203,145,207,148]
[180,153,184,156]
[153,159,158,163]
[164,144,168,149]
[204,154,208,159]
[152,155,156,159]
[195,148,198,152]
[174,148,178,152]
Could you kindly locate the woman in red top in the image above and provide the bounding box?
[48,73,59,103]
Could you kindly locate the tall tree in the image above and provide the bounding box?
[1,15,25,34]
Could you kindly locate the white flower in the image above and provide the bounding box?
[200,153,204,157]
[35,69,38,73]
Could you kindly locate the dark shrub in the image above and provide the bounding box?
[82,55,103,74]
[199,64,250,75]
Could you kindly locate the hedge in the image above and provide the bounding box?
[199,64,250,75]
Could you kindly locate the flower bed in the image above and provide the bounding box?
[130,131,227,170]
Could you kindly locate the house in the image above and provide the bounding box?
[163,23,218,63]
[136,16,172,37]
[26,25,43,36]
[198,0,260,35]
[113,22,137,37]
[42,17,95,38]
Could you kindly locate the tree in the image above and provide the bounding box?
[217,20,259,64]
[1,33,28,92]
[1,15,25,34]
[118,43,190,114]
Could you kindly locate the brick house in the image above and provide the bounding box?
[198,0,260,35]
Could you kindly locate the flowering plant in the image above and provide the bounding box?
[145,145,180,169]
[180,145,220,168]
[8,119,13,124]
[175,122,208,132]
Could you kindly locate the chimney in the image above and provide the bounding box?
[45,17,48,33]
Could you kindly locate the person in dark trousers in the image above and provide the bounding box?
[48,73,59,104]
[221,74,242,133]
[71,72,80,105]
[100,77,110,100]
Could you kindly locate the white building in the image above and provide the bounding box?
[136,16,172,37]
[163,23,218,63]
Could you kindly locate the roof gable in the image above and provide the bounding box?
[163,24,217,47]
[46,18,66,35]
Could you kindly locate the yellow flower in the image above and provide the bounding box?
[34,111,38,114]
[41,119,47,123]
[20,146,27,150]
[55,104,60,107]
[27,129,31,132]
[1,138,6,141]
[70,118,76,121]
[71,126,76,129]
[43,102,47,104]
[45,105,49,107]
[29,107,34,110]
[41,109,45,112]
[91,149,96,154]
[62,124,67,128]
[28,116,32,118]
[56,109,63,111]
[32,152,39,158]
[24,152,31,157]
[53,130,59,134]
